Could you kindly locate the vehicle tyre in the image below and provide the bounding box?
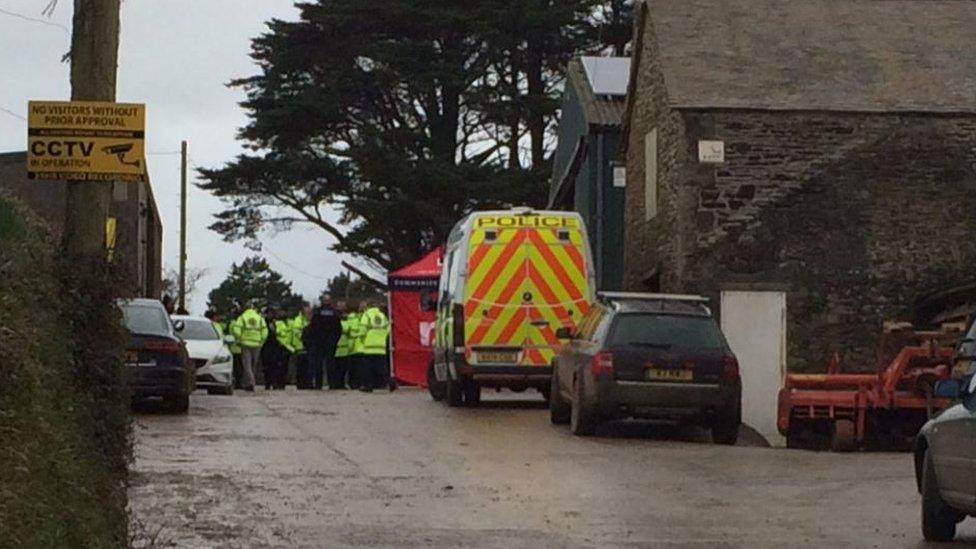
[711,405,741,446]
[462,379,481,406]
[445,375,463,407]
[208,385,234,396]
[427,361,446,402]
[168,393,190,414]
[922,449,959,542]
[549,369,571,425]
[829,419,856,452]
[570,376,597,436]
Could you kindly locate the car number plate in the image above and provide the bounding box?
[646,368,693,382]
[478,351,518,363]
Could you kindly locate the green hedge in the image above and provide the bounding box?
[0,197,130,548]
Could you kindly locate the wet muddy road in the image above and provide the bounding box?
[130,388,975,548]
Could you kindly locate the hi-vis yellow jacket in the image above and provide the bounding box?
[358,307,389,356]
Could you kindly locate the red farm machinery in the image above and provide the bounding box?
[777,323,963,451]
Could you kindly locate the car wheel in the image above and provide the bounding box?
[549,368,571,425]
[463,379,481,406]
[427,361,446,401]
[168,393,190,414]
[208,386,234,396]
[922,449,959,542]
[711,404,741,445]
[570,376,597,436]
[445,375,463,407]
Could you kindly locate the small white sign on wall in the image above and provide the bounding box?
[698,140,725,163]
[613,165,627,188]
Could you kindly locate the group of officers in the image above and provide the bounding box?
[207,294,393,394]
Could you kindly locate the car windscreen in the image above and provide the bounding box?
[122,304,171,337]
[178,319,219,341]
[608,314,726,350]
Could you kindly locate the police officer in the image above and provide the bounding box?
[357,298,391,393]
[289,305,310,387]
[334,303,353,389]
[305,294,342,390]
[227,304,245,389]
[271,310,294,389]
[346,301,365,390]
[231,301,267,392]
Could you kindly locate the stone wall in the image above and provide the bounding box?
[626,109,976,371]
[622,9,687,291]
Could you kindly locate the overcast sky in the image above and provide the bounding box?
[0,0,350,312]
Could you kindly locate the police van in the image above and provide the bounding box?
[429,208,595,406]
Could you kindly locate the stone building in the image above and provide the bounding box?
[0,151,163,299]
[550,56,629,290]
[622,0,976,370]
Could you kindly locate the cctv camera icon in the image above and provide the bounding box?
[102,143,141,168]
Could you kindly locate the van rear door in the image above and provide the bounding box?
[464,214,591,367]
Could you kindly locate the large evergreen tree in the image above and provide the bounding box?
[199,1,627,272]
[206,256,305,318]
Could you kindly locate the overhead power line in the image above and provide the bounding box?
[0,106,25,121]
[0,6,69,33]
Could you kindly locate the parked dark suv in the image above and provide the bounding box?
[120,298,194,413]
[549,292,741,443]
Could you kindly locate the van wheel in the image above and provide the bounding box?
[446,376,463,407]
[922,449,959,542]
[427,361,446,401]
[570,377,597,436]
[549,369,571,425]
[463,379,481,406]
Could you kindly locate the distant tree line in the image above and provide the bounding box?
[205,256,383,319]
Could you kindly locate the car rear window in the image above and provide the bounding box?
[608,314,726,350]
[179,319,219,341]
[122,304,171,337]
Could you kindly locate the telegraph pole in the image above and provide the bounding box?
[179,140,188,311]
[64,0,122,257]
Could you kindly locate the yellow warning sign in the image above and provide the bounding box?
[27,100,146,182]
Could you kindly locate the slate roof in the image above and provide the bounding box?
[643,0,976,113]
[569,57,628,128]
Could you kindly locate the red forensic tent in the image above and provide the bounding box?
[388,247,442,387]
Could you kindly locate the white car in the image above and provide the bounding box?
[172,315,234,396]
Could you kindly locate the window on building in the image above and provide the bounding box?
[644,129,658,221]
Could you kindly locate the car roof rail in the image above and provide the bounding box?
[597,291,710,303]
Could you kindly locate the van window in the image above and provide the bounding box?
[440,250,455,298]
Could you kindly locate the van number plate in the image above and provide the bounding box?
[478,351,518,364]
[646,368,693,382]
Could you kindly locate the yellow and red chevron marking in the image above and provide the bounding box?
[464,223,591,366]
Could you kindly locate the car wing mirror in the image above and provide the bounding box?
[173,320,185,332]
[555,327,576,340]
[223,334,236,344]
